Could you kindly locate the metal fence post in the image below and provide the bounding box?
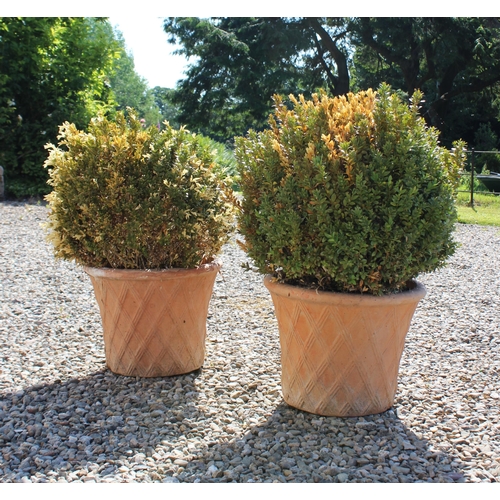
[470,148,475,208]
[0,166,4,201]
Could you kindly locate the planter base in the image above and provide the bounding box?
[265,277,426,417]
[85,264,220,377]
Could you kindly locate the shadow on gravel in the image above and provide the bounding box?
[180,402,464,483]
[0,368,206,482]
[0,371,464,483]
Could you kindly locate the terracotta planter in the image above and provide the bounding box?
[264,276,426,417]
[85,263,220,377]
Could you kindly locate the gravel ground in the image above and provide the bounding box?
[0,200,499,484]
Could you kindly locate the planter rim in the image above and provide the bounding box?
[84,262,221,281]
[264,275,426,306]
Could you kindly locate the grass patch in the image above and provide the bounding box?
[456,191,500,227]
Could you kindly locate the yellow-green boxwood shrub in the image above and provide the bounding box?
[44,110,236,269]
[235,84,466,295]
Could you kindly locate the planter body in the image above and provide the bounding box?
[85,263,220,377]
[477,173,500,193]
[264,276,426,417]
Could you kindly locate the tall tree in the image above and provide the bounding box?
[163,17,350,142]
[0,17,119,197]
[150,86,180,128]
[164,17,500,150]
[350,17,500,146]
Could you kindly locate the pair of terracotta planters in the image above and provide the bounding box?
[85,265,426,417]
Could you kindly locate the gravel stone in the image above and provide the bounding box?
[0,201,499,483]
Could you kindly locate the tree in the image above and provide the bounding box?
[150,86,180,128]
[0,17,119,197]
[164,17,500,150]
[163,17,350,143]
[350,18,500,147]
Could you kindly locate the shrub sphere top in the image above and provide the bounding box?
[45,110,236,269]
[235,84,466,294]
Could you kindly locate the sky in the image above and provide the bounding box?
[109,17,190,89]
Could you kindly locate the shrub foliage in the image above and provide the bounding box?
[45,110,236,269]
[235,84,466,295]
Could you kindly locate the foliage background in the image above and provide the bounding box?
[0,17,177,198]
[2,17,500,198]
[164,17,500,151]
[0,18,119,197]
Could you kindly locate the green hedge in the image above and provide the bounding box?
[44,110,236,269]
[235,84,466,295]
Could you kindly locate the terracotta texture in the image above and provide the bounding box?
[85,263,220,377]
[264,276,426,417]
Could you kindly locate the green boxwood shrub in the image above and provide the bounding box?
[44,110,236,269]
[235,84,466,295]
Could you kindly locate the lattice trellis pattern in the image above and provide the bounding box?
[265,277,425,416]
[86,265,220,377]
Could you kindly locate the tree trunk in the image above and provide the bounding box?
[307,18,350,95]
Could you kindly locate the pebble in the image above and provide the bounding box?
[0,201,499,483]
[162,476,179,483]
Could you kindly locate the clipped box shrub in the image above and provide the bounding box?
[235,84,466,295]
[44,110,236,269]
